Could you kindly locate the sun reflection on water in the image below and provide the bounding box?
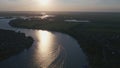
[33,30,64,68]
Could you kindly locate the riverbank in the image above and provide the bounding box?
[9,18,120,68]
[0,29,33,61]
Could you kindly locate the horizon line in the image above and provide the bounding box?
[0,11,120,13]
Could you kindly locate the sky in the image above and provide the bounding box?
[0,0,120,12]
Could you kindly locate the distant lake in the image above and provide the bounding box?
[64,19,90,23]
[0,19,88,68]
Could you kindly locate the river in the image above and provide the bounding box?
[0,19,88,68]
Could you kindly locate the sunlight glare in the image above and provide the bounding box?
[40,0,50,6]
[34,30,59,68]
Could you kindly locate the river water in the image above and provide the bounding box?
[0,19,88,68]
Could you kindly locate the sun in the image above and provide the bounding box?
[40,0,50,6]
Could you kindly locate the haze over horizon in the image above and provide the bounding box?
[0,0,120,12]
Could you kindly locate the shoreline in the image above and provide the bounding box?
[9,18,120,68]
[0,29,33,61]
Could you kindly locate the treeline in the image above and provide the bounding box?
[0,29,33,61]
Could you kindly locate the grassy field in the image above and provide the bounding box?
[9,13,120,68]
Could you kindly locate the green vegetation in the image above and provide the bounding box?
[9,13,120,68]
[9,18,80,31]
[0,29,33,61]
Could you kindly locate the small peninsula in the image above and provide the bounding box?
[0,29,33,61]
